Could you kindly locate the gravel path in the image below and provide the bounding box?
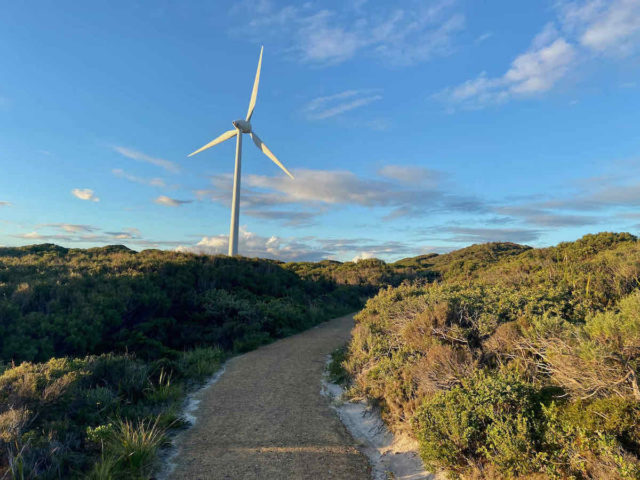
[169,314,371,480]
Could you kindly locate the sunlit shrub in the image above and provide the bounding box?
[412,370,544,477]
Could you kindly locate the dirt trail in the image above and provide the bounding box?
[169,314,371,480]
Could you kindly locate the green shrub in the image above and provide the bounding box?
[176,347,224,382]
[412,370,544,476]
[346,233,640,478]
[144,369,183,405]
[327,346,349,385]
[542,401,640,479]
[105,417,166,479]
[86,453,120,480]
[87,417,167,480]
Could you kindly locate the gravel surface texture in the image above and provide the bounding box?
[169,314,371,480]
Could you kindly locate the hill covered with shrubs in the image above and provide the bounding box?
[343,232,640,479]
[6,242,512,479]
[0,244,372,479]
[3,235,634,479]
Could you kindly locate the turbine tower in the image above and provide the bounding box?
[188,47,294,257]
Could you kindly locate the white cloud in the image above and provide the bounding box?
[196,166,485,225]
[113,146,180,174]
[475,32,493,43]
[176,228,423,261]
[352,251,376,262]
[297,10,362,64]
[233,0,465,66]
[104,227,142,240]
[559,0,640,55]
[112,169,166,188]
[439,0,640,109]
[20,231,44,239]
[245,168,483,214]
[504,37,575,94]
[177,228,327,261]
[39,223,98,233]
[154,195,192,207]
[438,29,576,108]
[0,201,12,207]
[72,188,100,202]
[304,90,382,120]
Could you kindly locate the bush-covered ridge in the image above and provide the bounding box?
[0,245,373,479]
[3,234,634,478]
[0,245,366,363]
[344,232,640,479]
[0,241,530,364]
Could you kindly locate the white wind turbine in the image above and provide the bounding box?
[188,46,294,257]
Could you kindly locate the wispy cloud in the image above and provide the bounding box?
[496,208,600,227]
[437,25,576,109]
[489,166,640,228]
[12,225,184,249]
[71,188,100,202]
[112,169,166,188]
[104,227,142,240]
[233,0,465,66]
[154,195,192,207]
[440,226,542,244]
[38,223,98,233]
[113,146,180,174]
[196,166,485,225]
[177,227,329,261]
[475,32,493,43]
[244,168,480,214]
[438,0,640,109]
[304,90,382,120]
[243,209,318,227]
[176,227,425,262]
[559,0,640,56]
[317,237,419,260]
[377,165,442,187]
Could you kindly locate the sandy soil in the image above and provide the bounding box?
[167,314,371,480]
[322,368,437,480]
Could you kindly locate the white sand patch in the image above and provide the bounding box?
[157,363,227,480]
[321,357,439,480]
[182,365,227,426]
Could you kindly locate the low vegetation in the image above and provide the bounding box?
[344,232,640,478]
[0,245,371,479]
[3,233,638,478]
[0,244,367,363]
[0,348,223,479]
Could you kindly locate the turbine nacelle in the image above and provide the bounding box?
[232,119,252,133]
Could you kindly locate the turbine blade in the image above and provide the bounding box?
[188,129,238,157]
[250,132,293,179]
[246,46,263,122]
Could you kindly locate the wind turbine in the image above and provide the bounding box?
[188,46,294,257]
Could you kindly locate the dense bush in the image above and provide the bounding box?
[0,245,366,363]
[0,349,223,479]
[345,232,640,478]
[4,234,637,478]
[0,244,377,479]
[413,370,545,477]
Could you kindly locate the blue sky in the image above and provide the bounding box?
[1,0,640,261]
